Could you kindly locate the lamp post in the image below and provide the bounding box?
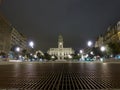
[87,41,93,47]
[29,41,34,48]
[16,47,20,52]
[79,49,84,61]
[100,46,106,61]
[86,41,93,61]
[29,41,34,61]
[15,47,20,60]
[100,46,106,52]
[80,50,83,54]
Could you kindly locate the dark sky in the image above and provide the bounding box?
[1,0,120,52]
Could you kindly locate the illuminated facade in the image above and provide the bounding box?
[95,35,104,47]
[10,27,27,51]
[95,21,120,47]
[0,14,27,54]
[47,35,74,60]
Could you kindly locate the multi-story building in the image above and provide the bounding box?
[95,21,120,47]
[47,35,74,60]
[104,27,119,44]
[10,27,27,51]
[95,35,104,47]
[0,13,27,54]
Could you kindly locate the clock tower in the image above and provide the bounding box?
[47,35,74,60]
[58,35,63,48]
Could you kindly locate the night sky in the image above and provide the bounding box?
[1,0,120,52]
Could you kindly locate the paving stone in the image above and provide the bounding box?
[0,63,120,89]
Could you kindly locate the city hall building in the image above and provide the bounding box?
[47,35,74,60]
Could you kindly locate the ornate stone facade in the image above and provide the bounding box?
[47,35,74,60]
[0,13,27,54]
[95,21,120,47]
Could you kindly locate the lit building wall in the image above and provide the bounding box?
[95,35,104,47]
[95,21,120,47]
[10,27,27,51]
[0,13,27,54]
[0,13,11,53]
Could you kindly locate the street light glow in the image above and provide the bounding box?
[80,50,83,54]
[16,47,20,52]
[87,41,92,47]
[90,51,94,55]
[100,46,106,52]
[29,41,34,48]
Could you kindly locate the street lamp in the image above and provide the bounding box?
[100,46,106,52]
[80,50,83,54]
[79,49,84,61]
[15,47,20,60]
[90,51,94,55]
[87,41,93,47]
[100,46,106,61]
[29,41,34,48]
[28,41,34,61]
[16,47,20,52]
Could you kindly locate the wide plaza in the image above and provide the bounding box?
[0,60,120,90]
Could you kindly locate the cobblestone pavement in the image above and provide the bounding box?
[0,62,120,90]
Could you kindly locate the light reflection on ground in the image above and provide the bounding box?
[0,61,120,89]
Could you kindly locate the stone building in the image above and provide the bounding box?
[95,35,104,48]
[95,21,120,47]
[0,13,27,54]
[47,35,74,60]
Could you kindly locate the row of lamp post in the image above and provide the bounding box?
[14,41,34,60]
[15,40,106,61]
[79,40,106,61]
[16,41,34,52]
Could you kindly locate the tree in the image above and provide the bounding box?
[44,53,51,60]
[71,51,81,60]
[37,52,44,59]
[92,47,103,57]
[21,49,27,57]
[108,42,120,55]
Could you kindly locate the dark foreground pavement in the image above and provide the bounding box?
[0,62,120,90]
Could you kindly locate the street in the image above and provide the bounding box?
[0,61,120,89]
